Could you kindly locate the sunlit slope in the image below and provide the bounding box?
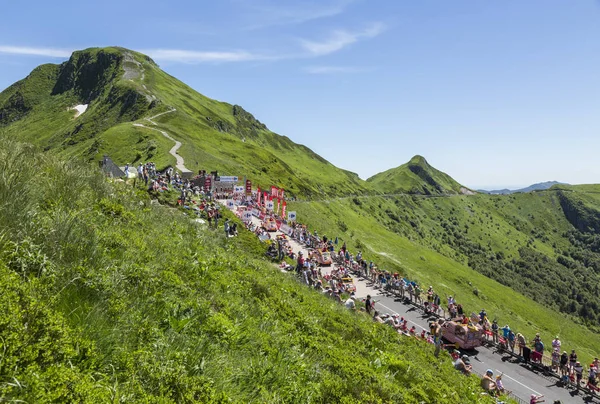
[0,47,369,198]
[0,138,490,403]
[288,188,600,363]
[367,155,470,195]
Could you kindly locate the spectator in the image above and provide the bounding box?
[508,329,516,353]
[345,295,356,310]
[517,332,527,356]
[551,336,561,351]
[454,355,472,375]
[495,374,505,394]
[551,348,560,372]
[569,350,578,372]
[530,394,544,404]
[491,320,499,344]
[560,351,569,378]
[574,361,583,388]
[365,294,372,314]
[480,369,496,393]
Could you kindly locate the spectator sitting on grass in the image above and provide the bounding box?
[454,355,472,376]
[480,369,496,394]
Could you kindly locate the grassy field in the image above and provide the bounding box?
[0,138,499,403]
[288,191,600,365]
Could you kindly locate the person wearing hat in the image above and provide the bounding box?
[491,320,499,345]
[552,336,561,351]
[454,354,472,375]
[569,349,578,372]
[480,369,496,393]
[495,373,505,394]
[517,332,527,356]
[559,351,569,378]
[365,294,372,314]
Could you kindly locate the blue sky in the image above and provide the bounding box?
[1,0,599,189]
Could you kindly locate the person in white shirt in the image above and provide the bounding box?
[345,295,356,310]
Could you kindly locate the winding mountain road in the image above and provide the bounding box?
[133,109,192,174]
[242,211,598,404]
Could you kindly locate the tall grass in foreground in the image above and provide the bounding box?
[0,138,497,403]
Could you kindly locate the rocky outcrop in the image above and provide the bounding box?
[558,191,600,234]
[408,163,444,193]
[0,91,30,124]
[52,49,122,103]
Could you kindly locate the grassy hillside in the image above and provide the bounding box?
[3,45,600,377]
[0,138,495,403]
[367,155,470,195]
[0,47,369,199]
[288,190,600,364]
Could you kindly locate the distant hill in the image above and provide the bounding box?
[478,181,568,194]
[0,47,369,199]
[367,155,473,195]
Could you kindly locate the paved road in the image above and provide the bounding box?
[242,209,598,404]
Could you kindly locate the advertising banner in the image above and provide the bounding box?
[251,208,261,217]
[226,199,235,209]
[245,179,252,195]
[234,186,244,193]
[219,176,239,182]
[281,201,287,218]
[257,186,261,205]
[242,211,253,222]
[280,189,285,200]
[271,186,278,198]
[204,176,212,190]
[279,224,293,236]
[266,200,274,211]
[287,211,297,222]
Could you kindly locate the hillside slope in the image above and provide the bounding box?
[287,185,600,360]
[367,155,471,195]
[0,47,368,198]
[0,138,490,403]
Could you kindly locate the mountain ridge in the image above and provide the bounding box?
[367,154,474,195]
[0,46,472,200]
[477,181,568,195]
[0,47,371,198]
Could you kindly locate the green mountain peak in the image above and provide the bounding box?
[0,46,368,199]
[367,155,470,195]
[408,154,428,165]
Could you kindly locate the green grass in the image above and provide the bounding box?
[367,155,469,195]
[3,45,600,375]
[0,47,370,199]
[288,193,600,365]
[0,137,498,403]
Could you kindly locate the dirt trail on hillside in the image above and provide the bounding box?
[133,109,191,174]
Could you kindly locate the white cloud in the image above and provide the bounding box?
[0,46,72,58]
[299,22,386,56]
[243,0,357,29]
[142,49,274,63]
[304,65,367,74]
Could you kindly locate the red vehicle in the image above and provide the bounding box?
[342,277,356,293]
[316,251,333,266]
[264,218,278,232]
[441,321,483,350]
